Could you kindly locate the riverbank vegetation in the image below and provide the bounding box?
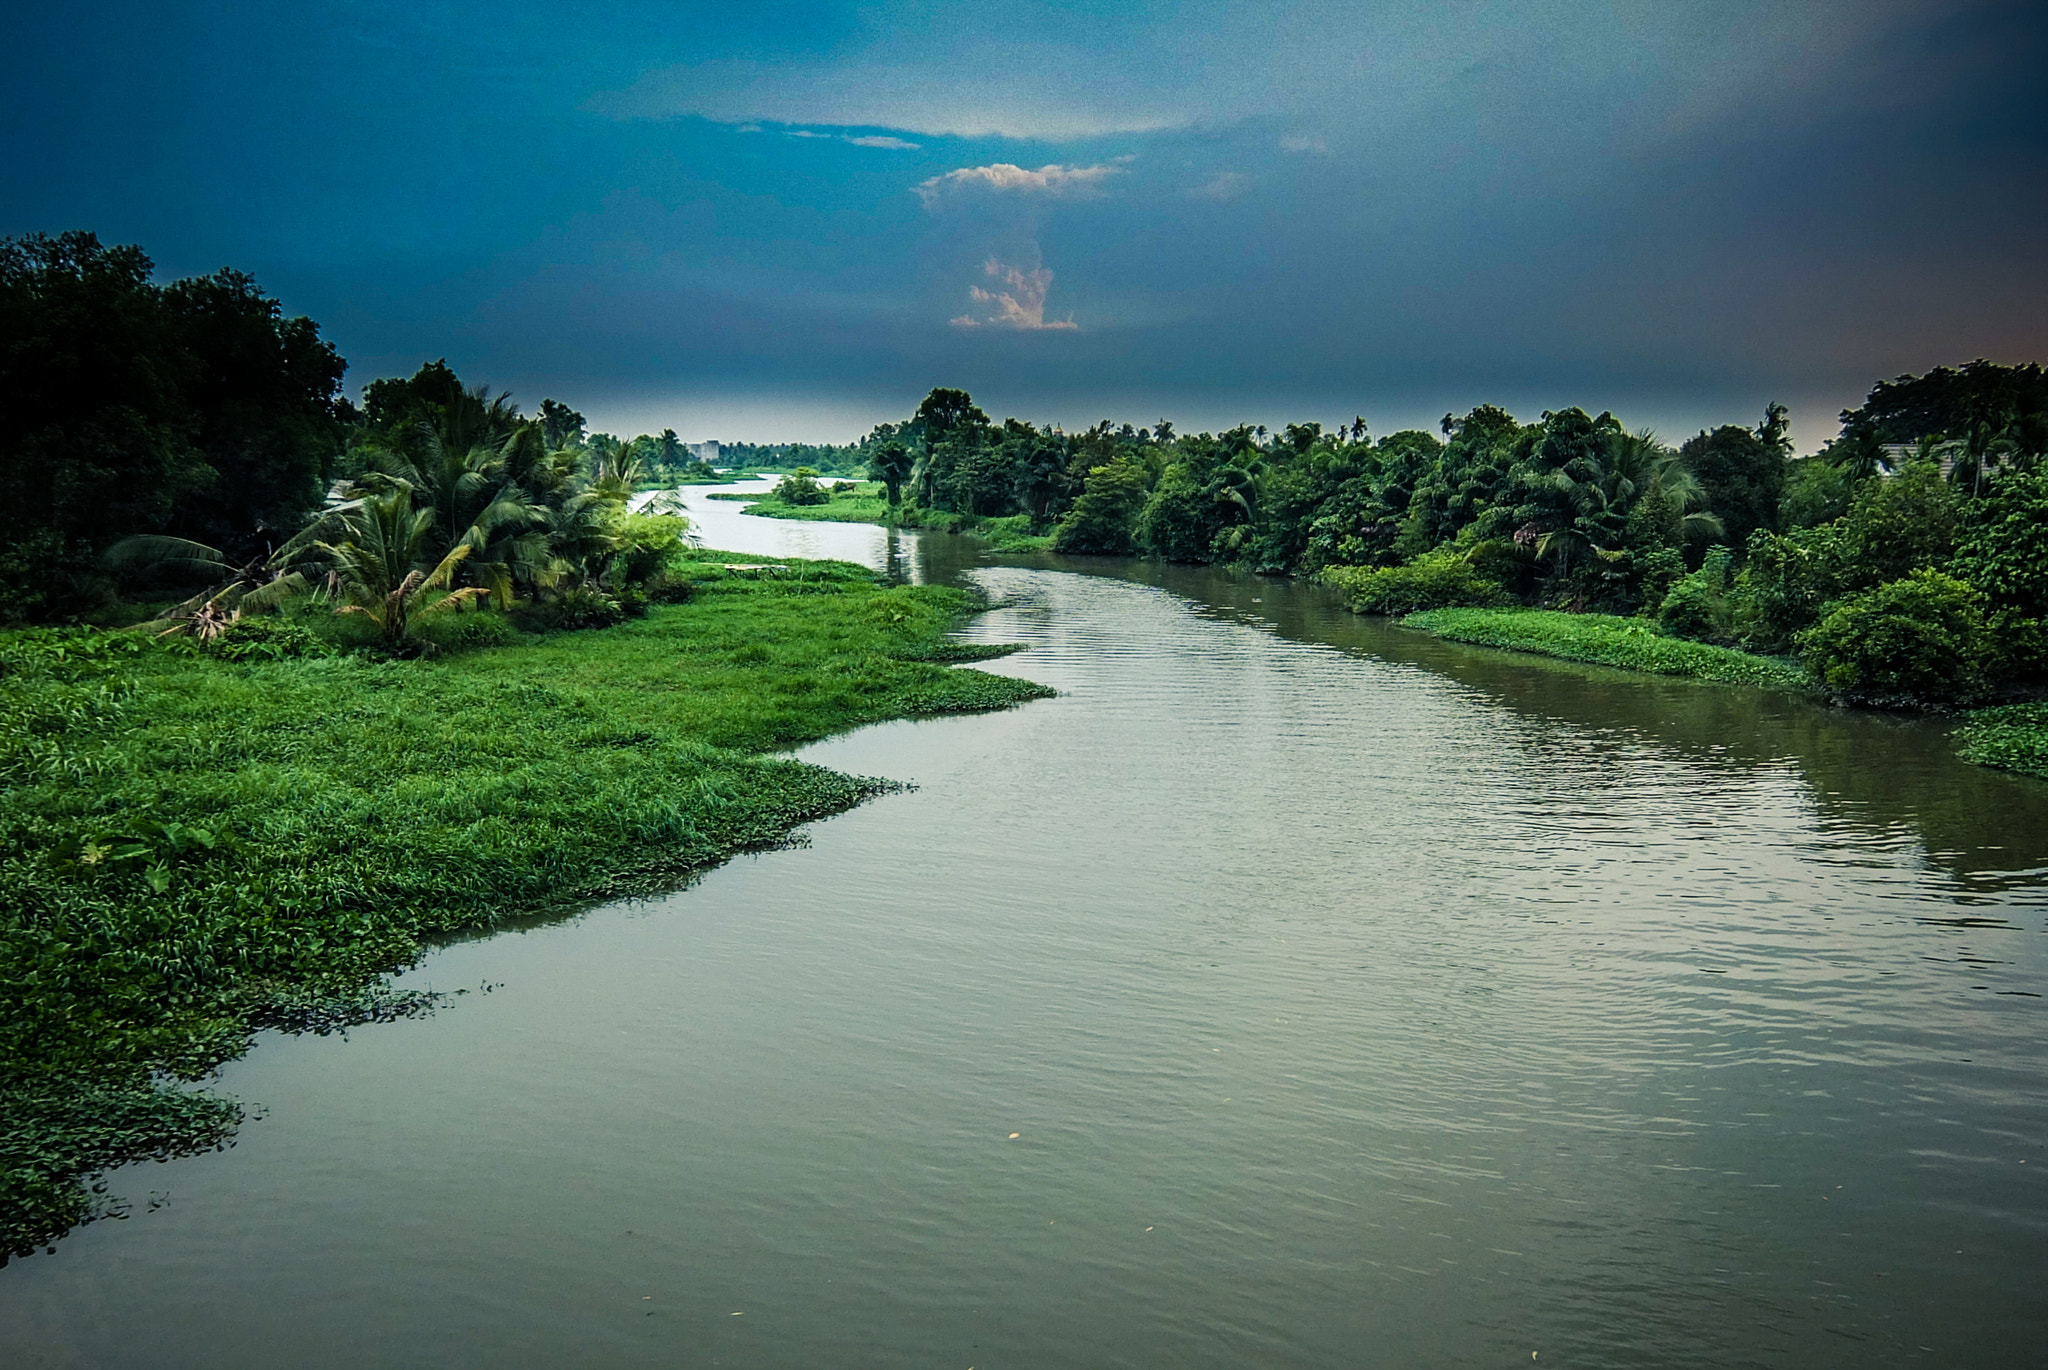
[719,475,1054,551]
[0,557,1049,1260]
[1402,609,1809,691]
[0,231,1054,1260]
[776,366,2043,715]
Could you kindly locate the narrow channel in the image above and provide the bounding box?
[5,480,2045,1368]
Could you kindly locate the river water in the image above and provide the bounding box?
[6,480,2047,1367]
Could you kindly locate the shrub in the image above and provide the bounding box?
[206,615,332,661]
[1656,576,1723,642]
[1731,522,1849,652]
[1633,545,1687,616]
[408,608,522,653]
[516,586,627,632]
[1321,552,1509,615]
[772,468,829,506]
[1052,457,1149,555]
[1797,570,1996,706]
[1952,464,2048,621]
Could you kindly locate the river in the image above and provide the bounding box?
[5,479,2046,1367]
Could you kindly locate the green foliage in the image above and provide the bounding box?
[1320,552,1509,615]
[1657,577,1723,642]
[1656,546,1733,642]
[1406,608,1809,690]
[1952,464,2048,620]
[1837,460,1959,587]
[1797,570,1996,706]
[0,232,348,621]
[1681,417,1787,551]
[1956,703,2048,780]
[205,615,332,662]
[0,555,1051,1259]
[1053,456,1150,554]
[773,468,830,506]
[1779,455,1855,529]
[1840,359,2048,460]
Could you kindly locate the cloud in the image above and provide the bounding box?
[1190,171,1248,201]
[950,258,1078,331]
[915,162,1122,208]
[778,128,920,149]
[1279,134,1328,154]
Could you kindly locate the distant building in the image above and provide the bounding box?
[688,440,720,465]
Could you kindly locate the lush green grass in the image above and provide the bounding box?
[716,484,1057,552]
[1956,704,2048,780]
[0,551,1050,1259]
[1402,608,1812,691]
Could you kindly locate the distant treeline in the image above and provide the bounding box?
[716,441,864,474]
[842,367,2045,706]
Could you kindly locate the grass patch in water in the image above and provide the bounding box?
[1402,607,1810,691]
[715,483,1055,552]
[0,550,1051,1260]
[1956,704,2048,781]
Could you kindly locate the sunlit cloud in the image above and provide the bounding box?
[914,162,1122,208]
[950,258,1079,331]
[845,134,920,150]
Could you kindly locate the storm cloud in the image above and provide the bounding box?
[7,0,2043,444]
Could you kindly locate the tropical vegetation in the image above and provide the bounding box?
[763,368,2047,710]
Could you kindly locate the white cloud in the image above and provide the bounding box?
[845,134,921,150]
[914,162,1122,208]
[785,129,832,138]
[1190,170,1248,201]
[950,258,1078,331]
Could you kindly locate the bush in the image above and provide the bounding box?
[408,608,522,653]
[1952,464,2048,621]
[1732,522,1849,652]
[1656,576,1722,642]
[206,615,332,661]
[773,468,829,506]
[1052,457,1149,555]
[516,586,627,632]
[1657,547,1732,641]
[1321,552,1509,615]
[1797,570,1996,707]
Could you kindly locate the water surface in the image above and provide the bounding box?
[5,488,2045,1367]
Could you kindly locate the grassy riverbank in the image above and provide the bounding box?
[713,483,1055,552]
[1401,607,1811,691]
[0,552,1050,1260]
[1956,705,2048,781]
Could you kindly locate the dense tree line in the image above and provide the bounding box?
[0,234,712,639]
[0,233,351,621]
[849,371,2046,706]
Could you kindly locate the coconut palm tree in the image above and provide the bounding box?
[307,485,487,644]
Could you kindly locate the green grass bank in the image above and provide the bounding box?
[713,483,1056,552]
[0,552,1050,1260]
[1400,607,1812,691]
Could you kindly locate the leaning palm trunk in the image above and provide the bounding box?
[99,534,311,640]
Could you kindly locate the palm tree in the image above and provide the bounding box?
[307,485,487,644]
[99,533,316,640]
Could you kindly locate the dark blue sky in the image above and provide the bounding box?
[6,1,2044,446]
